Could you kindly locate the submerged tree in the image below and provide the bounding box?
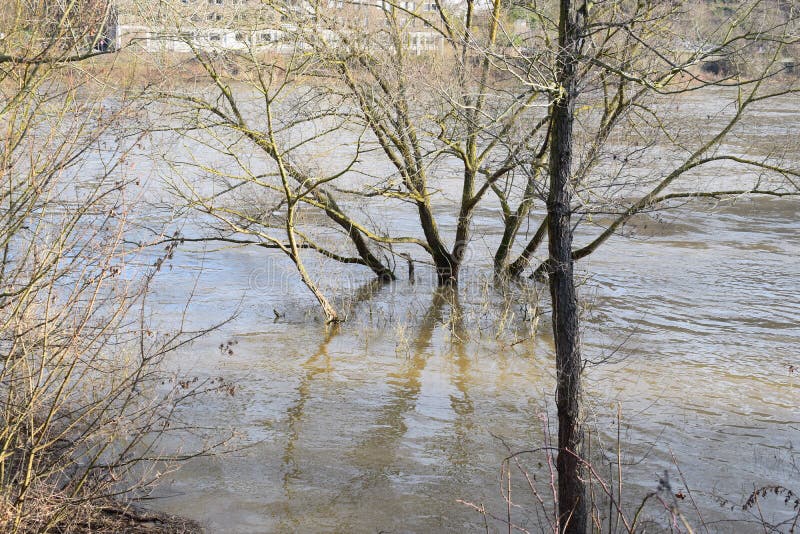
[138,0,799,529]
[144,0,799,320]
[140,0,554,322]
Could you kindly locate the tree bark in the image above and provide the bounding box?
[506,215,548,278]
[317,191,396,281]
[414,198,457,285]
[548,1,586,532]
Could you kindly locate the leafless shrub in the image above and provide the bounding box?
[0,3,229,531]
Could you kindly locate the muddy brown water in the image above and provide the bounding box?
[130,89,799,533]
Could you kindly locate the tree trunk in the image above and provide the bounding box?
[414,199,458,286]
[286,205,339,323]
[548,1,586,532]
[318,191,395,281]
[506,216,548,278]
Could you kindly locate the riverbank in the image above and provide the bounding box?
[78,504,202,533]
[0,495,203,533]
[69,45,800,94]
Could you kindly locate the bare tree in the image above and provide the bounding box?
[146,0,798,311]
[516,1,800,530]
[545,2,586,530]
[0,2,224,531]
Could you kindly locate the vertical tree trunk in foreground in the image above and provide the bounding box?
[548,1,586,532]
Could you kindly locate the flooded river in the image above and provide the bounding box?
[132,91,799,532]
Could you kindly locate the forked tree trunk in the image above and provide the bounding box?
[548,1,587,532]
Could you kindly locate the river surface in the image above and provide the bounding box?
[128,90,800,533]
